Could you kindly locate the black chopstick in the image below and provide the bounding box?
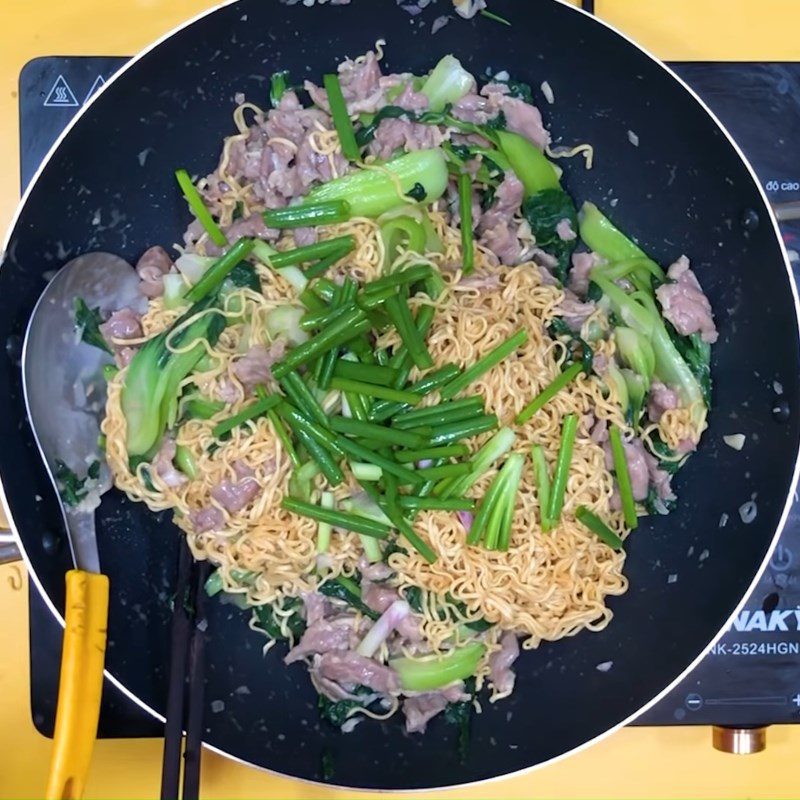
[160,539,209,800]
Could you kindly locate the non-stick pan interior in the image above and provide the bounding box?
[1,0,798,788]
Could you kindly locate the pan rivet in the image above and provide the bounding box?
[740,208,760,231]
[41,529,60,555]
[772,397,790,422]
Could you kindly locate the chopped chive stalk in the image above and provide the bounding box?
[283,497,389,538]
[174,445,198,480]
[280,403,343,456]
[547,414,578,526]
[384,294,434,370]
[350,462,383,481]
[516,363,583,424]
[102,364,119,381]
[323,73,360,161]
[311,277,338,303]
[279,371,329,427]
[369,363,461,422]
[480,8,511,24]
[304,244,352,280]
[263,200,351,230]
[576,506,624,550]
[299,286,327,312]
[300,302,356,331]
[395,444,470,463]
[333,437,424,485]
[175,168,228,247]
[609,426,639,529]
[428,414,498,446]
[531,445,552,532]
[440,329,528,399]
[212,394,280,439]
[414,462,471,481]
[344,391,370,421]
[457,173,475,274]
[438,427,516,499]
[291,427,344,486]
[392,397,484,429]
[398,496,475,511]
[358,285,398,310]
[467,453,524,548]
[333,360,400,386]
[270,70,290,107]
[182,396,225,420]
[183,238,256,303]
[317,491,335,553]
[379,502,437,564]
[363,264,432,295]
[329,416,428,448]
[267,407,300,467]
[329,377,421,406]
[272,308,370,379]
[256,235,356,270]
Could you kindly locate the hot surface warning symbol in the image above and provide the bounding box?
[43,74,79,108]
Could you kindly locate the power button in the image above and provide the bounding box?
[770,545,792,572]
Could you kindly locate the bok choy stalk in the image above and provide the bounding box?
[122,294,226,457]
[421,55,476,112]
[308,149,448,217]
[390,642,485,692]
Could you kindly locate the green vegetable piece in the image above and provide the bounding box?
[531,444,552,532]
[516,363,583,424]
[608,426,639,529]
[390,642,485,692]
[457,173,475,274]
[496,130,560,195]
[73,298,112,355]
[183,238,256,304]
[282,497,390,539]
[576,506,624,550]
[521,188,578,283]
[308,149,449,218]
[323,73,360,161]
[270,70,290,108]
[440,329,527,400]
[547,413,578,526]
[263,199,351,229]
[122,295,226,456]
[421,55,476,112]
[175,168,228,247]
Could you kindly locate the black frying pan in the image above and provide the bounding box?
[2,0,799,789]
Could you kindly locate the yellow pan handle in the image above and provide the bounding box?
[45,569,109,800]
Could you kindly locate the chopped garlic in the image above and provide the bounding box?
[723,433,746,451]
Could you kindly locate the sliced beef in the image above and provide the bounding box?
[210,460,259,513]
[189,505,224,533]
[151,437,187,488]
[232,341,286,396]
[368,117,444,161]
[315,651,400,693]
[362,581,422,642]
[285,616,358,664]
[559,290,596,332]
[478,171,524,235]
[605,436,649,501]
[394,82,429,113]
[644,453,676,503]
[568,251,602,298]
[357,556,393,582]
[305,50,385,115]
[99,307,143,368]
[136,246,173,298]
[647,381,679,422]
[402,681,470,733]
[459,273,502,292]
[489,631,520,695]
[479,221,522,265]
[655,256,718,343]
[302,591,329,626]
[556,218,577,241]
[454,83,550,149]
